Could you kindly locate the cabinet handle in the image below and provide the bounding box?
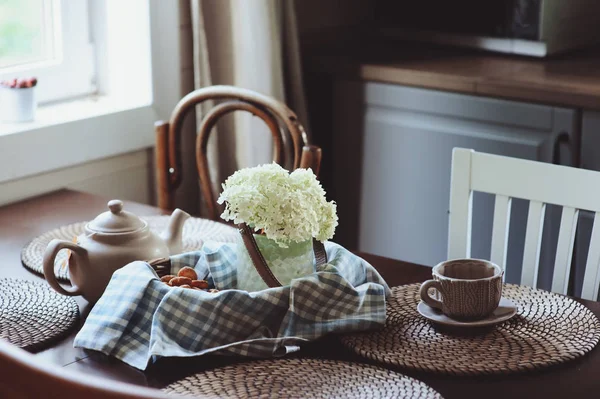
[552,131,572,166]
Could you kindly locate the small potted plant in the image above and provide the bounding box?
[218,163,338,291]
[0,77,38,122]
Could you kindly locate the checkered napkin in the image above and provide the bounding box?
[73,241,390,370]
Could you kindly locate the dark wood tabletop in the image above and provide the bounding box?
[2,189,600,398]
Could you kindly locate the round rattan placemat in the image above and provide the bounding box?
[340,283,600,376]
[163,358,443,399]
[21,216,238,281]
[0,278,79,351]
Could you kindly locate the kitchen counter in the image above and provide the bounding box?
[308,41,600,110]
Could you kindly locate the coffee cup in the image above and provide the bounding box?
[419,259,503,320]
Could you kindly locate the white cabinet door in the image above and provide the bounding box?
[333,81,577,288]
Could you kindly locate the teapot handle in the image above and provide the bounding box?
[42,239,85,296]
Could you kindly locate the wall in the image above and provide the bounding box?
[296,0,376,201]
[295,0,374,36]
[0,150,153,206]
[295,0,375,54]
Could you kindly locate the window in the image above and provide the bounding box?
[0,0,181,195]
[0,0,95,103]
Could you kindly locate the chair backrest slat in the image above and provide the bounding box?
[449,148,600,300]
[582,212,600,300]
[299,145,323,177]
[551,207,579,295]
[490,194,512,278]
[447,148,473,260]
[520,201,546,288]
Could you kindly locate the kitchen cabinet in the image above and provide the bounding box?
[572,110,600,297]
[333,81,578,287]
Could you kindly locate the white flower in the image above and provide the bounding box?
[217,163,338,247]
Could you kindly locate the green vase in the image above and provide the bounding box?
[236,234,314,292]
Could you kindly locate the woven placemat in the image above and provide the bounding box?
[0,278,79,351]
[21,216,238,281]
[163,358,443,399]
[340,283,600,376]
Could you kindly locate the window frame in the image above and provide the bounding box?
[0,0,184,190]
[0,0,95,103]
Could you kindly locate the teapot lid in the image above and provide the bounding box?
[87,200,146,234]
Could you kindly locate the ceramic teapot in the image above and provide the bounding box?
[42,199,191,303]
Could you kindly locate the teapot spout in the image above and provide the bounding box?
[161,208,191,254]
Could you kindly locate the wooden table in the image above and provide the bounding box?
[2,189,600,398]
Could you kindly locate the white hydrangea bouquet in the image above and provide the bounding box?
[218,163,338,291]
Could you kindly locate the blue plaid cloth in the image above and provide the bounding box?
[74,241,390,370]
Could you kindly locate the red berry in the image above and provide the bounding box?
[17,80,28,88]
[29,77,37,87]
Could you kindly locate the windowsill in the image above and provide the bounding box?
[0,95,151,137]
[0,95,159,184]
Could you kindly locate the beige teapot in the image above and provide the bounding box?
[43,199,191,303]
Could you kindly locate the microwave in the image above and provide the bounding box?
[375,0,600,57]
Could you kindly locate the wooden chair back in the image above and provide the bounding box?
[0,339,169,399]
[448,148,600,300]
[155,85,319,220]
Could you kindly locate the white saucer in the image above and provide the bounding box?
[417,297,518,328]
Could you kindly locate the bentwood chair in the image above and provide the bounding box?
[448,148,600,300]
[0,339,169,399]
[155,85,322,220]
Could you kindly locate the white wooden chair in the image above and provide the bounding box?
[448,148,600,301]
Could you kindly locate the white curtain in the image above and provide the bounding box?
[189,0,308,212]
